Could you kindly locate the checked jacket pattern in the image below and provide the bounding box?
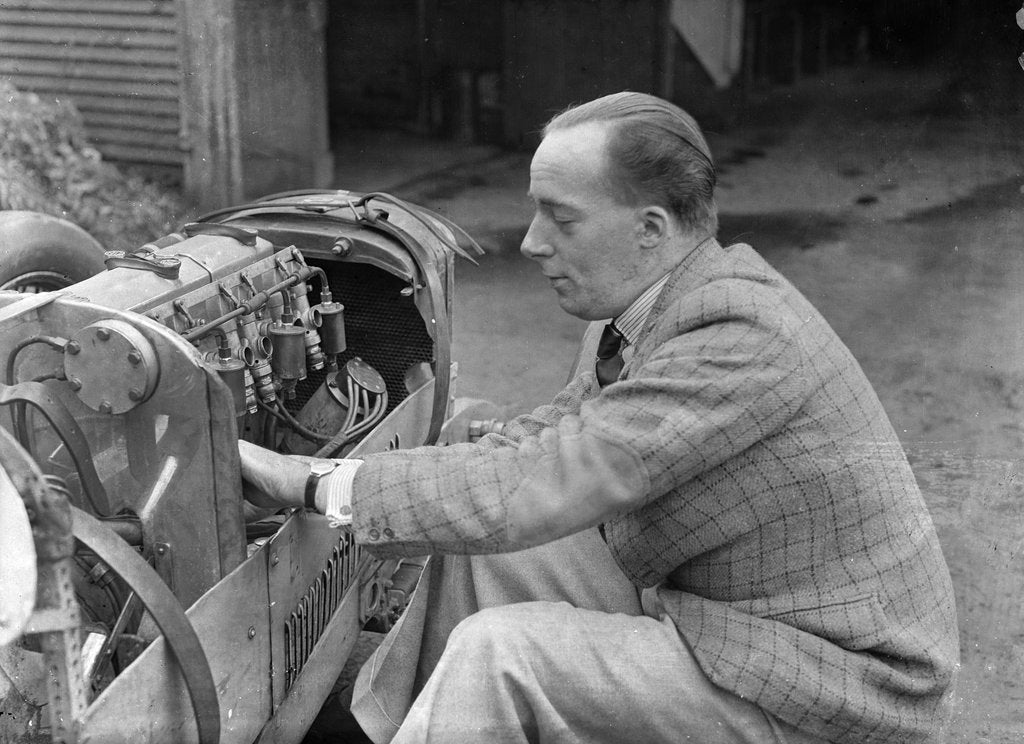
[350,237,959,744]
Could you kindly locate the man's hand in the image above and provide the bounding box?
[238,440,311,510]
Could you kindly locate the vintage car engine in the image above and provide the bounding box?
[0,190,480,744]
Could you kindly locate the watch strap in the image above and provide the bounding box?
[304,460,338,511]
[304,473,318,510]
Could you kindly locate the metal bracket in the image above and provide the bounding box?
[182,222,259,246]
[103,249,181,280]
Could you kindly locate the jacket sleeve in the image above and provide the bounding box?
[481,371,596,447]
[351,286,814,557]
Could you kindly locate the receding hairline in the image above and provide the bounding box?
[542,93,714,170]
[539,116,685,217]
[529,122,623,202]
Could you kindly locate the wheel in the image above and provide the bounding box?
[0,211,105,292]
[0,427,221,744]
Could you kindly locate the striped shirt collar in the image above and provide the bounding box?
[613,272,671,346]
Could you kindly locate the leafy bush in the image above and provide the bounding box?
[0,81,185,251]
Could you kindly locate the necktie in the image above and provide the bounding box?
[595,322,624,387]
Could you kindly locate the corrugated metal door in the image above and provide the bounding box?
[0,0,183,166]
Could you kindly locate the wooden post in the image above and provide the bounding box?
[818,6,828,74]
[757,7,772,85]
[177,0,243,209]
[791,7,803,82]
[659,0,676,101]
[415,0,431,135]
[743,5,758,90]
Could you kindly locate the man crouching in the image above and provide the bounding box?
[240,91,959,744]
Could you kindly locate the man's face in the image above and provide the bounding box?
[521,122,646,320]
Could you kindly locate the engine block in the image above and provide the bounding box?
[0,190,475,744]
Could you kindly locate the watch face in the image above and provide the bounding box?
[311,459,337,476]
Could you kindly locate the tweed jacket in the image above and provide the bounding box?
[351,238,959,744]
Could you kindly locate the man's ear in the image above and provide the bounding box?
[637,206,671,248]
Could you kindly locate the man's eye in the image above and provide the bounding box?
[553,215,574,224]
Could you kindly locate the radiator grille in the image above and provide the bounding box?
[284,532,362,691]
[293,261,434,417]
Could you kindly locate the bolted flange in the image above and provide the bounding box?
[64,318,160,415]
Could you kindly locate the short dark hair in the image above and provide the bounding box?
[543,92,718,235]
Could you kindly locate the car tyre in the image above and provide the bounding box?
[0,211,105,293]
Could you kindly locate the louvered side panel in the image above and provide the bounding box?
[0,0,184,167]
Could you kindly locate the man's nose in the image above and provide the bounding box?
[520,220,554,260]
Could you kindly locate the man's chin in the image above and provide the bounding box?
[555,295,604,321]
[554,293,579,316]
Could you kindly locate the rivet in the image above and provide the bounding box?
[128,387,144,401]
[383,527,395,539]
[98,401,112,414]
[95,327,111,341]
[155,544,168,555]
[127,349,142,365]
[65,341,81,355]
[68,377,82,391]
[271,554,280,566]
[368,528,380,541]
[247,626,256,639]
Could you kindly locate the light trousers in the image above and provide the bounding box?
[350,529,829,744]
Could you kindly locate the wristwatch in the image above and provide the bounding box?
[305,459,339,511]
